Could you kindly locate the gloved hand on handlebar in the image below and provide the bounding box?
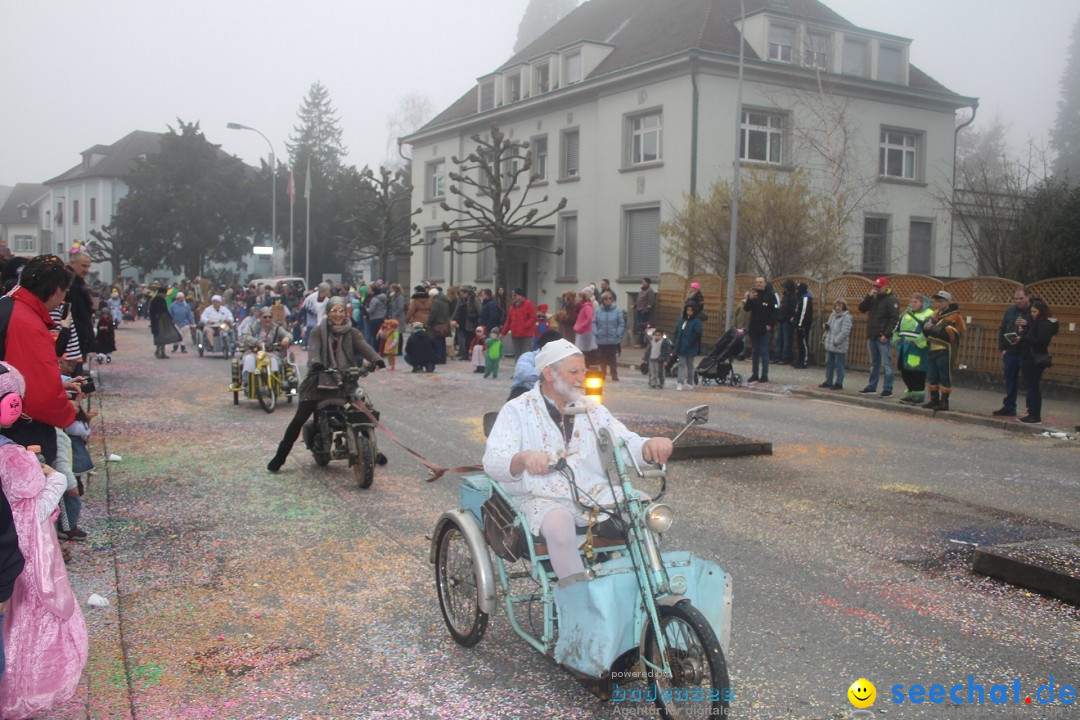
[309,362,326,372]
[373,360,387,370]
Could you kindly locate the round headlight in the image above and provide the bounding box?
[645,503,674,534]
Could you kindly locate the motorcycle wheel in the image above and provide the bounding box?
[434,520,489,647]
[198,344,204,357]
[232,389,239,406]
[643,601,730,720]
[350,429,375,488]
[256,372,277,413]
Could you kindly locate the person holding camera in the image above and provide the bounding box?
[1016,297,1058,425]
[992,286,1032,418]
[0,255,79,466]
[858,277,901,398]
[742,276,779,384]
[267,297,384,472]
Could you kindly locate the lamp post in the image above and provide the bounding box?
[227,122,276,269]
[724,0,746,331]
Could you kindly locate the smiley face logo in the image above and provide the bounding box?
[848,678,876,708]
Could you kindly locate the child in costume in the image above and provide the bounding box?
[484,326,502,379]
[380,319,400,370]
[470,326,487,373]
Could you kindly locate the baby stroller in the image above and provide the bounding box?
[695,328,746,386]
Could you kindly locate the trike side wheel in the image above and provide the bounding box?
[644,601,730,719]
[434,521,489,647]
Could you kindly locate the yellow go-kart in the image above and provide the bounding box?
[230,342,299,413]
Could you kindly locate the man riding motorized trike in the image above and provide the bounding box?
[230,308,299,411]
[431,340,732,718]
[198,294,236,357]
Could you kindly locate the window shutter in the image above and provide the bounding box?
[564,132,579,176]
[560,216,578,277]
[908,221,932,275]
[626,208,660,276]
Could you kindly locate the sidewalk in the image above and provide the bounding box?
[620,352,1080,435]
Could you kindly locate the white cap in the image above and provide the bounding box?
[211,294,222,302]
[534,339,582,372]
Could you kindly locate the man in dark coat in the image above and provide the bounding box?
[742,276,778,384]
[149,287,173,359]
[857,277,901,397]
[65,252,96,376]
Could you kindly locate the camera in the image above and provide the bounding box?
[80,377,96,394]
[59,302,70,321]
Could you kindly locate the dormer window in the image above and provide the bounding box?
[842,38,869,77]
[507,73,522,103]
[479,80,495,111]
[18,205,28,219]
[804,32,829,70]
[533,62,550,94]
[564,52,582,85]
[769,26,794,63]
[878,45,903,83]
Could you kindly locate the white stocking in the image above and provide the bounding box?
[540,508,585,580]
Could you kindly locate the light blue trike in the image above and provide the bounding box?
[431,404,732,718]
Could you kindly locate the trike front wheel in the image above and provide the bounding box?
[434,521,489,647]
[256,371,277,413]
[644,601,730,719]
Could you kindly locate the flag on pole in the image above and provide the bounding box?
[304,159,311,200]
[286,170,295,206]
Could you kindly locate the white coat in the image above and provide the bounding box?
[483,383,648,535]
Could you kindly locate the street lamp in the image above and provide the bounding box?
[227,122,276,265]
[724,0,746,331]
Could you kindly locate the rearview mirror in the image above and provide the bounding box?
[685,405,709,425]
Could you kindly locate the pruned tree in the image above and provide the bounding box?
[85,227,133,281]
[661,170,849,279]
[106,120,256,278]
[342,165,423,281]
[439,125,566,292]
[1051,14,1080,181]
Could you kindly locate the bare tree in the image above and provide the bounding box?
[662,170,848,279]
[386,93,435,165]
[342,165,423,280]
[439,125,566,292]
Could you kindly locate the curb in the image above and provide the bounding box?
[973,536,1080,606]
[788,388,1071,436]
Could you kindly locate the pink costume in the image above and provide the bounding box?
[0,443,87,720]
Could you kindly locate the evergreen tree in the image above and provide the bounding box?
[514,0,578,53]
[1051,15,1080,182]
[286,82,359,282]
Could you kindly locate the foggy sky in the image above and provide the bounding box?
[1,0,1075,187]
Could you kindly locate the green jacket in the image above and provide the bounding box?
[894,307,932,371]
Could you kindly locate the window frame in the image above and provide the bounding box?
[560,128,580,181]
[475,244,495,283]
[842,38,869,77]
[13,235,35,252]
[877,45,904,84]
[804,31,830,71]
[557,212,578,282]
[879,128,921,181]
[426,159,446,201]
[506,72,522,102]
[424,229,446,282]
[564,51,582,85]
[533,62,551,94]
[622,204,661,279]
[769,25,795,63]
[625,109,663,168]
[530,135,548,183]
[740,109,786,165]
[862,216,889,274]
[907,219,934,275]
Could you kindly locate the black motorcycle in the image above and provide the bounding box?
[302,365,384,488]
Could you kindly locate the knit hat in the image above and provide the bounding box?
[0,361,26,399]
[874,277,888,287]
[512,288,525,296]
[428,288,439,297]
[690,282,701,290]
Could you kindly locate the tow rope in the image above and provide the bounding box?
[353,405,481,482]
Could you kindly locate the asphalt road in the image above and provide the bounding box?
[50,323,1079,720]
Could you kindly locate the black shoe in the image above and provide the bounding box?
[774,360,789,366]
[879,390,893,398]
[411,367,421,373]
[921,399,940,410]
[473,367,485,373]
[747,375,759,383]
[1018,415,1041,424]
[992,407,1016,417]
[832,384,843,390]
[858,386,876,395]
[758,377,769,383]
[819,382,833,388]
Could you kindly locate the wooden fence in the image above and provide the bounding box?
[652,273,1080,386]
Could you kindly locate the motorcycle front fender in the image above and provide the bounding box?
[430,510,497,616]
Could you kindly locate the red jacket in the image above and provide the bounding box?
[503,298,536,338]
[4,287,76,428]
